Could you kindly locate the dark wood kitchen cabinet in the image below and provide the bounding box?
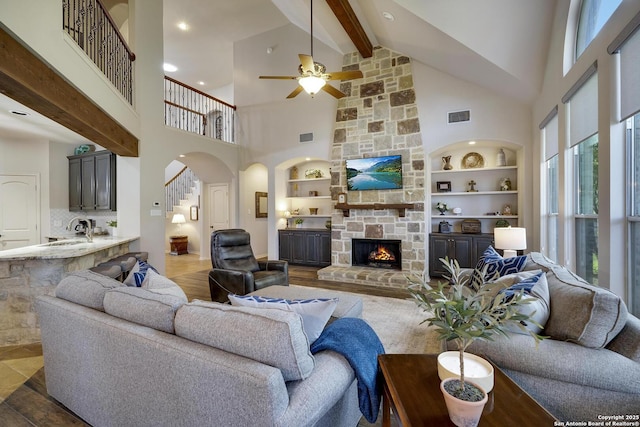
[278,229,331,267]
[68,151,116,211]
[429,233,494,277]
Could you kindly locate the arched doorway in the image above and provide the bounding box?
[164,152,235,260]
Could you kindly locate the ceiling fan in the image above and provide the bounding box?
[259,0,363,99]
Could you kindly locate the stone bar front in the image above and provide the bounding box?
[0,237,138,346]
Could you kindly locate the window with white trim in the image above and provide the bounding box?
[627,114,640,315]
[541,111,559,262]
[546,155,560,262]
[611,13,640,315]
[575,0,623,60]
[563,68,598,284]
[573,134,599,284]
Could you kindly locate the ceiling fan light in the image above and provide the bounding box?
[299,75,326,95]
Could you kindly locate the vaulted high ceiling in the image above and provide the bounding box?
[0,0,557,143]
[163,0,557,104]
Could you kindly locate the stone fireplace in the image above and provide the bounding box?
[352,238,402,270]
[318,46,426,289]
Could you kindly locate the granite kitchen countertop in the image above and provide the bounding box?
[0,236,139,261]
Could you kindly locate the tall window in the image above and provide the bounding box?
[628,115,640,315]
[574,134,599,284]
[542,111,559,262]
[610,13,640,314]
[546,155,560,262]
[575,0,623,59]
[563,67,598,283]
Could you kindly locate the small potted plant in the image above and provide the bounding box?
[106,220,118,236]
[436,202,448,215]
[294,218,304,228]
[408,257,544,427]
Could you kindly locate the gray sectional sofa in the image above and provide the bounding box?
[453,252,640,422]
[36,270,364,427]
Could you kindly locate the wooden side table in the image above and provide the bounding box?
[378,354,556,426]
[169,235,188,255]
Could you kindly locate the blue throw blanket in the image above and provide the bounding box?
[310,317,385,423]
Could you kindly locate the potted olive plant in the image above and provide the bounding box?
[408,257,545,427]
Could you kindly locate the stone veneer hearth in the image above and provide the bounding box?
[319,46,425,289]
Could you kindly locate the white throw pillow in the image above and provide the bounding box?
[142,269,188,302]
[228,294,338,344]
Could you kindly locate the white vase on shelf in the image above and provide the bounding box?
[496,148,506,167]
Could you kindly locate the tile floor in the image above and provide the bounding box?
[0,343,44,403]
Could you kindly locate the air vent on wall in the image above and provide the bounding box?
[299,132,314,143]
[448,110,471,124]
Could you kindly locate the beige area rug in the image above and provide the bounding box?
[290,285,443,355]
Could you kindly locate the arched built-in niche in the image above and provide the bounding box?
[428,140,523,234]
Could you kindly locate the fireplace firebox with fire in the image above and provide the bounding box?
[352,239,402,270]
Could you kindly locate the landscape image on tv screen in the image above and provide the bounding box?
[346,155,403,191]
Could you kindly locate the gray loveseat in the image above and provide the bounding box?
[451,252,640,421]
[36,270,363,427]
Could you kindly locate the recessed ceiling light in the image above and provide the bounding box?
[10,110,29,116]
[179,154,186,158]
[177,22,189,31]
[382,11,395,21]
[197,81,205,86]
[468,140,477,145]
[163,63,178,72]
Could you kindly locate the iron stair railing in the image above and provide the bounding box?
[62,0,135,104]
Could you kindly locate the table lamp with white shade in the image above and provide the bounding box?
[171,213,186,231]
[169,214,188,255]
[494,226,526,258]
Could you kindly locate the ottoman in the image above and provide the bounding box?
[247,285,363,319]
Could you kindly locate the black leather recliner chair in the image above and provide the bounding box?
[208,229,289,302]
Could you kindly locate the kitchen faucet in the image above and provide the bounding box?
[66,216,93,242]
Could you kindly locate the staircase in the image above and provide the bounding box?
[165,167,199,214]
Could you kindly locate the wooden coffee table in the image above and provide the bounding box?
[378,354,557,426]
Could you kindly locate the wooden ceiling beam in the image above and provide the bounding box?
[326,0,373,58]
[0,27,138,157]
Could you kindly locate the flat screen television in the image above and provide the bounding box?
[346,155,403,191]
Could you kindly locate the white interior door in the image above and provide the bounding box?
[0,175,39,250]
[208,183,229,232]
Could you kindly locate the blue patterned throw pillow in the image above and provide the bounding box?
[124,261,159,287]
[228,294,338,344]
[471,246,528,289]
[498,272,550,334]
[500,272,544,299]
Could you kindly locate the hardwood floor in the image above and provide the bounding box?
[0,253,408,425]
[168,253,410,301]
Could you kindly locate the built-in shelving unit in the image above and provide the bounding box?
[285,161,331,228]
[430,145,520,234]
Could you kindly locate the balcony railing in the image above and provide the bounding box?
[164,76,236,144]
[62,0,135,104]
